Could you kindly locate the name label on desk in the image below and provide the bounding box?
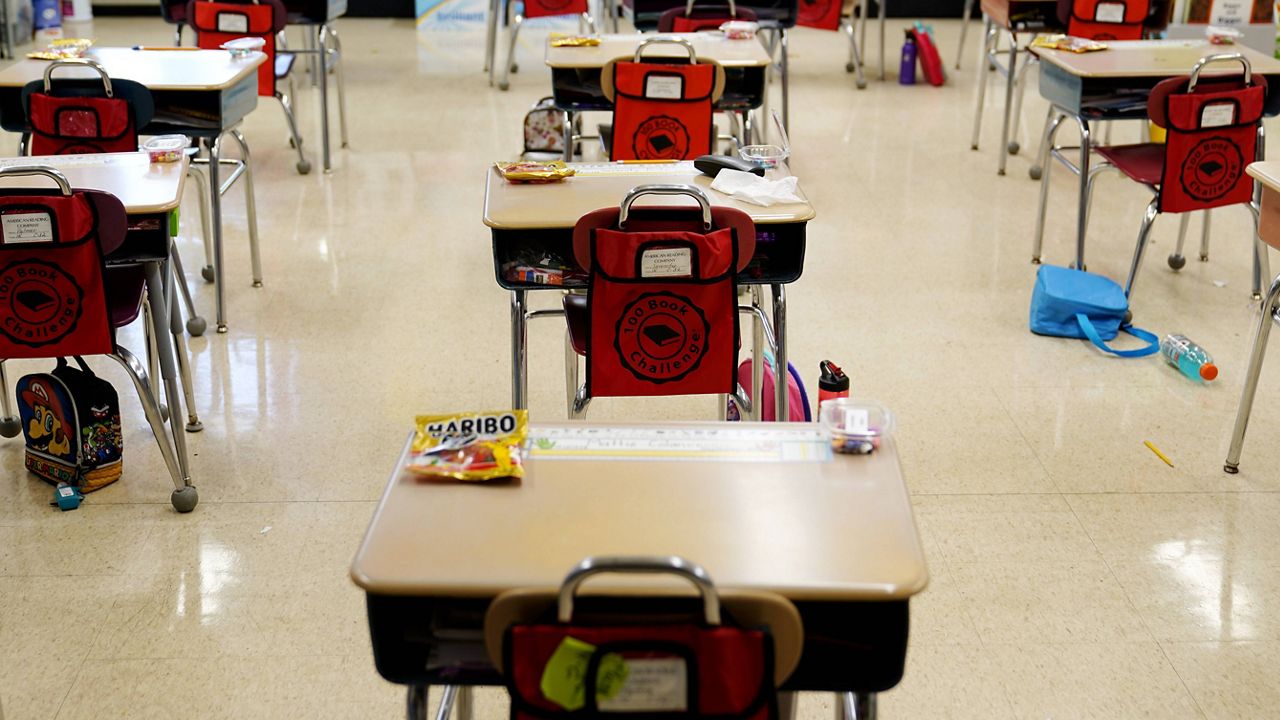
[1201,103,1236,128]
[1,212,54,244]
[529,426,833,463]
[645,75,685,100]
[1094,2,1126,22]
[641,247,693,278]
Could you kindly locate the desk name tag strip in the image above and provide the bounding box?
[528,425,832,462]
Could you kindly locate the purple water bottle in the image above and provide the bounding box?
[899,31,917,85]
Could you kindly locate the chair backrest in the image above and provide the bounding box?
[1058,0,1149,39]
[602,39,725,161]
[658,0,758,32]
[484,557,803,719]
[523,0,590,19]
[187,0,287,96]
[1147,54,1266,214]
[0,167,128,360]
[574,185,752,399]
[160,0,188,24]
[21,59,154,157]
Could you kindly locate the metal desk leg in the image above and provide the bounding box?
[846,692,878,719]
[780,28,789,132]
[406,685,429,720]
[956,0,975,69]
[511,289,528,409]
[1070,113,1091,269]
[1031,108,1066,263]
[0,360,19,437]
[204,137,228,333]
[317,25,333,173]
[456,686,474,720]
[777,692,797,720]
[485,0,500,76]
[563,110,575,161]
[997,31,1017,176]
[144,260,196,507]
[877,0,886,82]
[168,243,203,433]
[858,0,868,69]
[1225,275,1280,473]
[970,14,994,150]
[750,286,764,421]
[771,283,787,422]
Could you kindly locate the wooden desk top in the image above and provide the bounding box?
[546,33,774,69]
[0,48,265,91]
[1031,39,1280,78]
[1247,161,1280,191]
[484,163,815,230]
[0,152,187,214]
[350,423,929,602]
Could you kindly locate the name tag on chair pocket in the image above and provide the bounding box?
[1094,2,1126,21]
[1,212,54,244]
[1201,103,1236,128]
[597,658,688,712]
[217,12,249,32]
[645,75,684,100]
[640,247,693,277]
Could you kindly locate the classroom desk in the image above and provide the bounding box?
[0,152,199,508]
[0,47,265,334]
[546,33,773,145]
[351,422,929,717]
[483,161,813,418]
[1029,40,1280,269]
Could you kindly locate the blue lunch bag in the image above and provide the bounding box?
[1029,265,1159,357]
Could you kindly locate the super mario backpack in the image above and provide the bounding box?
[16,356,123,492]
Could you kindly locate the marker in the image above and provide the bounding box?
[1143,440,1174,468]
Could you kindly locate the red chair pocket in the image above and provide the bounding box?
[189,0,280,95]
[27,94,137,156]
[797,0,841,30]
[1068,0,1148,39]
[1158,83,1264,213]
[610,62,717,160]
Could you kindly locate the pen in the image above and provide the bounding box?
[1143,440,1174,468]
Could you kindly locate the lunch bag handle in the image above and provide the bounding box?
[1076,313,1159,357]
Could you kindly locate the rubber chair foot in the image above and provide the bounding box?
[159,403,170,423]
[1168,253,1187,270]
[511,63,519,73]
[1123,309,1133,325]
[845,62,856,72]
[1030,257,1042,264]
[1029,166,1043,180]
[1200,254,1209,262]
[201,265,215,283]
[217,324,229,334]
[856,80,867,89]
[185,419,204,433]
[171,485,199,512]
[252,281,263,288]
[1224,463,1239,474]
[0,416,20,438]
[1008,141,1020,154]
[970,144,979,150]
[498,80,510,90]
[296,159,312,175]
[998,169,1006,176]
[186,316,207,337]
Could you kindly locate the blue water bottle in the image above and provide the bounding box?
[899,31,917,85]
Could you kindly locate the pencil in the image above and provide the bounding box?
[1143,440,1174,468]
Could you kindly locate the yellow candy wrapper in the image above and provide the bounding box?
[28,38,94,60]
[497,160,576,184]
[550,34,601,47]
[1031,34,1107,53]
[408,410,528,482]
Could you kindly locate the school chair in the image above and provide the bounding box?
[187,0,313,175]
[495,0,597,92]
[281,0,350,173]
[794,0,867,90]
[0,166,199,511]
[1035,55,1269,309]
[561,185,768,419]
[1224,197,1280,475]
[159,0,191,44]
[481,556,804,720]
[969,17,1039,176]
[598,38,726,161]
[658,0,757,31]
[16,59,211,342]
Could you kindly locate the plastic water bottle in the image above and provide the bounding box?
[818,360,850,407]
[899,32,917,85]
[1160,334,1218,382]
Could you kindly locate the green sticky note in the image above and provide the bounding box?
[595,653,630,701]
[540,636,595,711]
[169,209,179,237]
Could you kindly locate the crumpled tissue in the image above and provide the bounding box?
[710,169,803,206]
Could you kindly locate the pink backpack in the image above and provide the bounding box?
[727,356,811,422]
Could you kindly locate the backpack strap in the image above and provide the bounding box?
[1075,313,1159,357]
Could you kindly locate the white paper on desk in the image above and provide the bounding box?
[709,169,802,206]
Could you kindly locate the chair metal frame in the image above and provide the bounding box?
[494,0,597,91]
[970,15,1036,176]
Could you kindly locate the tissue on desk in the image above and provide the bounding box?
[710,169,803,206]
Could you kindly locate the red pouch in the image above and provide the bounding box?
[27,94,137,155]
[609,61,717,160]
[524,0,588,18]
[587,227,739,398]
[1068,0,1148,40]
[0,193,112,359]
[504,623,778,720]
[188,0,281,95]
[912,26,945,86]
[797,0,841,30]
[1157,80,1264,213]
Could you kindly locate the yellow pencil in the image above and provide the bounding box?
[1144,440,1174,468]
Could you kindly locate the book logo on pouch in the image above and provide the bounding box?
[633,116,690,160]
[0,260,84,348]
[615,291,710,384]
[1180,136,1243,202]
[535,0,574,11]
[799,0,832,23]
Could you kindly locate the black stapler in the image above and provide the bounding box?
[694,155,767,178]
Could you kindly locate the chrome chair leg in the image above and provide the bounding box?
[1123,196,1161,303]
[1029,105,1060,181]
[168,236,207,336]
[875,0,885,81]
[142,297,165,421]
[1224,273,1280,474]
[1200,210,1212,261]
[1007,56,1033,155]
[1031,111,1066,263]
[169,243,203,432]
[434,685,457,720]
[326,25,350,148]
[275,90,312,175]
[1170,212,1191,270]
[456,686,473,720]
[997,30,1018,175]
[777,692,797,720]
[228,129,263,287]
[1248,202,1271,301]
[850,692,877,720]
[109,345,197,511]
[406,685,429,720]
[844,20,867,89]
[779,28,789,131]
[564,328,580,419]
[184,165,216,283]
[0,359,19,438]
[956,0,975,69]
[970,14,995,150]
[499,11,524,92]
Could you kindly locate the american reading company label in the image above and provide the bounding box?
[1201,103,1236,129]
[1094,2,1126,22]
[217,13,249,32]
[645,75,684,100]
[597,658,688,712]
[640,247,693,278]
[1,213,54,244]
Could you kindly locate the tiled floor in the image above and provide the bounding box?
[2,12,1280,720]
